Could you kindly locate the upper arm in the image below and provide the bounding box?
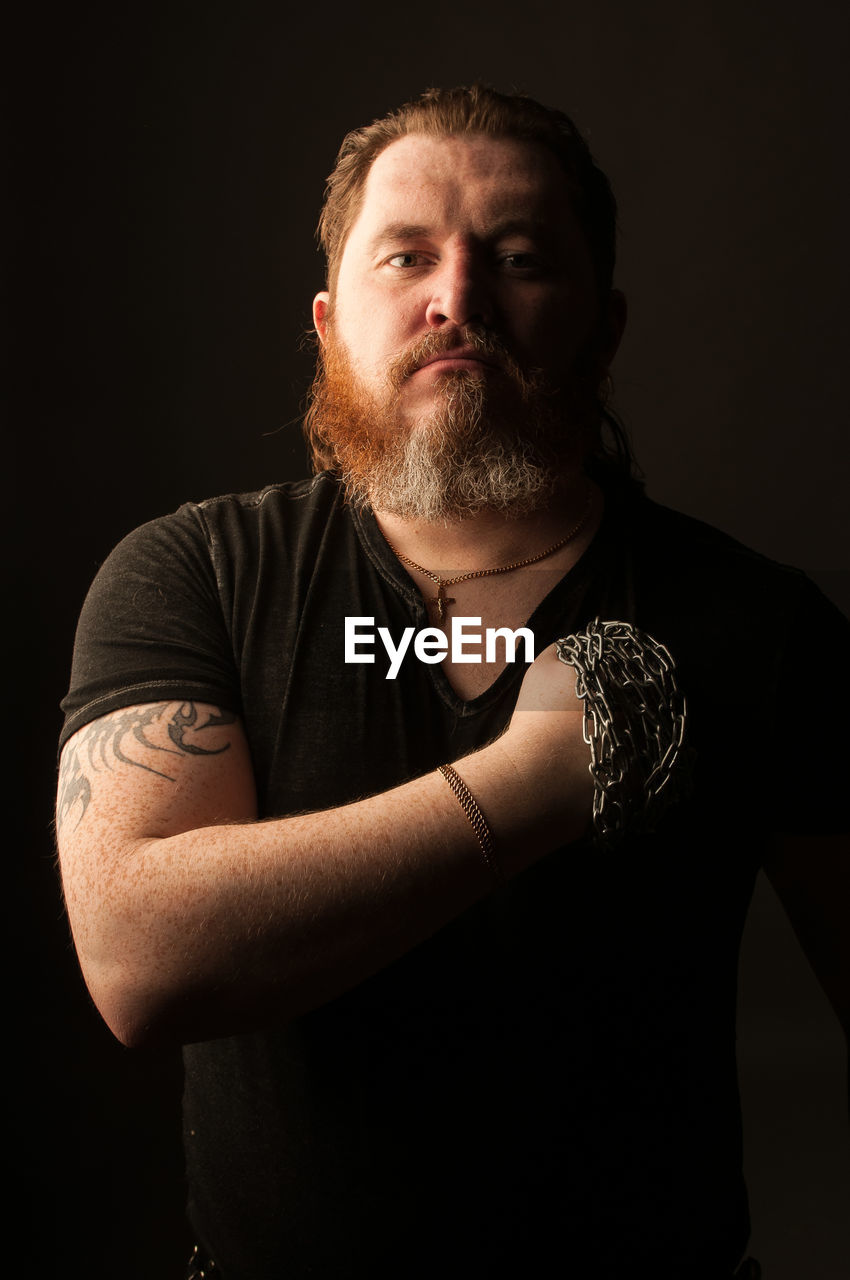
[56,700,258,973]
[764,831,850,1037]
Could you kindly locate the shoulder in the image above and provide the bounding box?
[622,490,841,621]
[60,474,352,751]
[76,472,350,628]
[612,494,848,837]
[609,490,848,725]
[629,491,786,570]
[186,473,344,535]
[99,473,347,580]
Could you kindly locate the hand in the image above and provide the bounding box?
[499,643,593,845]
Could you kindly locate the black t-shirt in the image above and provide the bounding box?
[60,474,849,1278]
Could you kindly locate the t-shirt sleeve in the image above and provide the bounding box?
[59,507,240,752]
[767,573,850,836]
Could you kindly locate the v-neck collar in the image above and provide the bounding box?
[349,489,626,714]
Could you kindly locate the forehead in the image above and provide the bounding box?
[344,132,583,252]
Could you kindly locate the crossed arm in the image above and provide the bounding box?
[56,650,849,1053]
[56,648,592,1047]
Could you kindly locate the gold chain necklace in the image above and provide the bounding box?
[387,489,594,623]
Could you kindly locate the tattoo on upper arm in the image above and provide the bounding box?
[57,702,236,832]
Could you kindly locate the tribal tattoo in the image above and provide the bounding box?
[57,702,235,831]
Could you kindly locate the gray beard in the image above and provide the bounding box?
[340,373,563,523]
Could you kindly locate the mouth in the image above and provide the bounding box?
[414,347,501,375]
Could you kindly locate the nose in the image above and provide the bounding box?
[424,248,491,329]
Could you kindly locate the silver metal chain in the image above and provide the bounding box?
[555,618,692,847]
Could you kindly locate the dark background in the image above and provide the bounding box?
[12,2,848,1275]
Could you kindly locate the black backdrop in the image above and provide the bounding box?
[12,2,849,1275]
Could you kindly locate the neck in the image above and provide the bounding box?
[373,474,601,573]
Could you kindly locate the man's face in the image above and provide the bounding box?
[311,132,623,518]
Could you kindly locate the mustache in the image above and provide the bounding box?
[385,326,533,392]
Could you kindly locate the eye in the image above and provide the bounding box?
[386,252,427,269]
[500,252,545,274]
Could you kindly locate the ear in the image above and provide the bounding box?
[313,291,331,344]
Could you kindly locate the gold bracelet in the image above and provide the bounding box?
[437,763,503,886]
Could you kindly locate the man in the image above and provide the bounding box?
[56,86,847,1278]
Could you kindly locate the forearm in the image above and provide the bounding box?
[67,734,582,1047]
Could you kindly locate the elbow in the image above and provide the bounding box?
[80,953,191,1049]
[79,946,274,1047]
[104,1009,163,1052]
[67,890,223,1047]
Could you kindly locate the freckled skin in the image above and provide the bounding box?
[56,660,591,1046]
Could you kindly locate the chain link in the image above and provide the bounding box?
[555,619,693,847]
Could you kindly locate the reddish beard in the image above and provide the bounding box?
[305,324,593,521]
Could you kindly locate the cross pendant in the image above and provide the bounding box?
[430,585,455,623]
